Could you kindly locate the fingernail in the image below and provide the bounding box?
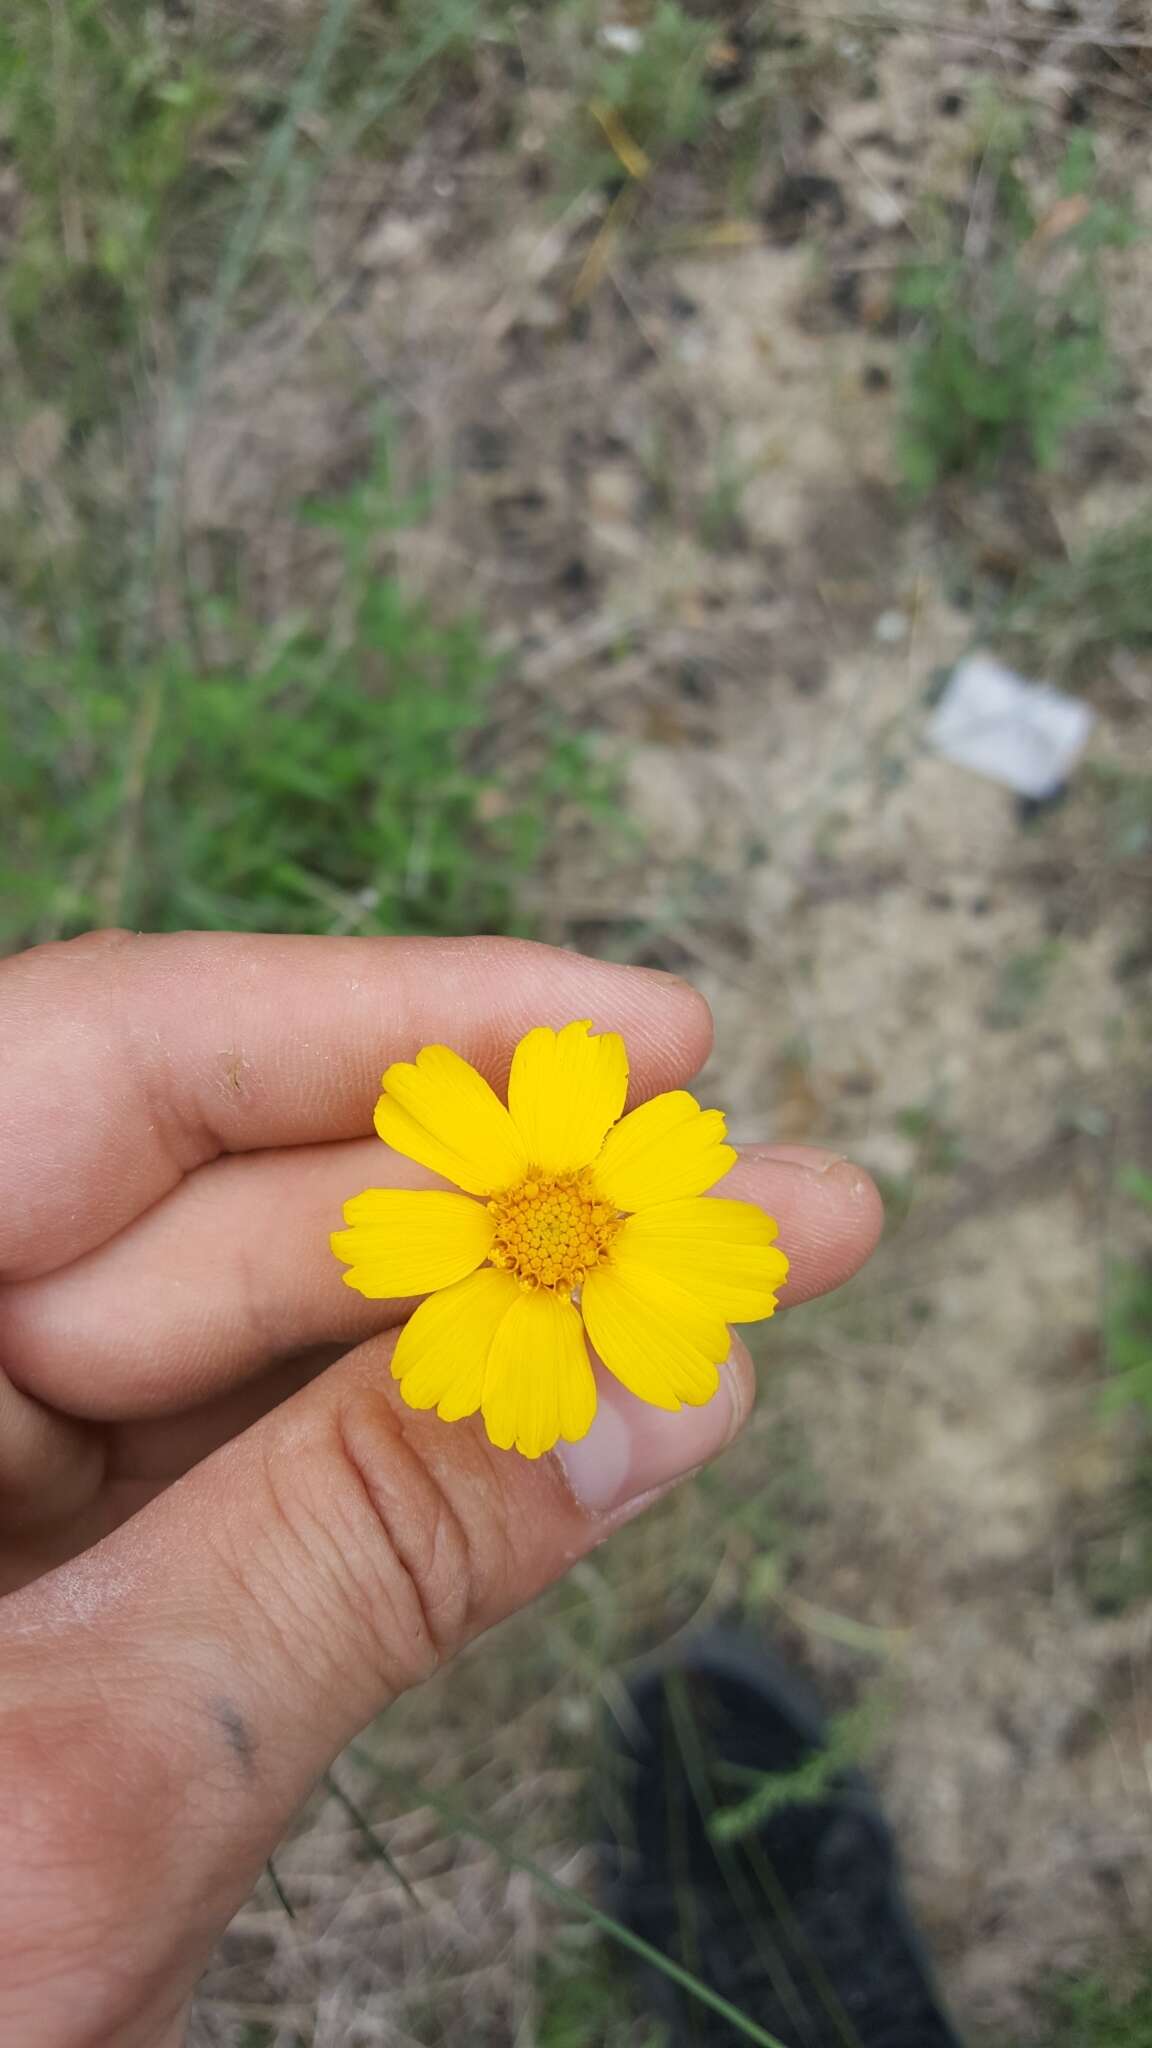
[733,1143,849,1174]
[728,1145,875,1204]
[557,1353,750,1516]
[819,1156,875,1199]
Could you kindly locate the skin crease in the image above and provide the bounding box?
[0,932,884,2048]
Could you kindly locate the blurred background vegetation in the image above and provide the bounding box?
[2,2,1151,2044]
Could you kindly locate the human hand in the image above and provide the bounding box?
[0,931,882,2048]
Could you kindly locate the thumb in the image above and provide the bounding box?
[0,1321,754,2047]
[2,1143,881,2048]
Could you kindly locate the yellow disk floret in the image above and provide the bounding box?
[487,1170,621,1293]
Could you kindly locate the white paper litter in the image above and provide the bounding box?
[927,652,1094,799]
[598,24,643,54]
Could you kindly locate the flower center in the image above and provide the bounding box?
[487,1170,621,1293]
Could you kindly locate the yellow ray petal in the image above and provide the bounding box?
[482,1287,597,1459]
[581,1263,726,1410]
[332,1188,495,1299]
[507,1020,628,1176]
[613,1197,788,1323]
[391,1266,519,1421]
[374,1044,528,1195]
[591,1090,736,1210]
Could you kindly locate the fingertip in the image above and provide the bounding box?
[817,1154,885,1252]
[719,1149,884,1306]
[630,969,715,1091]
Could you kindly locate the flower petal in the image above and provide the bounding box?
[591,1090,736,1210]
[391,1266,519,1421]
[482,1287,597,1459]
[613,1197,788,1322]
[507,1020,628,1176]
[581,1263,726,1410]
[374,1044,528,1195]
[332,1188,495,1299]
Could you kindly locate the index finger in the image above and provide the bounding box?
[0,931,712,1281]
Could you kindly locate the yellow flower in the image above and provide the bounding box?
[331,1020,788,1459]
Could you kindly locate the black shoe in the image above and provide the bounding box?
[602,1632,964,2048]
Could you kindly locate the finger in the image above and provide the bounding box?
[3,1139,882,1420]
[0,1323,761,2042]
[1,1139,430,1418]
[719,1144,885,1304]
[0,1372,103,1535]
[0,931,712,1280]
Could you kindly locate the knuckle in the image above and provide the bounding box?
[332,1384,482,1679]
[0,927,134,989]
[249,1379,509,1706]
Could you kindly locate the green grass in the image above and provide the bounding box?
[0,0,537,605]
[897,128,1132,490]
[0,0,524,388]
[0,2,617,952]
[2,429,611,947]
[0,1,220,378]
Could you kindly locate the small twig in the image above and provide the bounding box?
[588,98,652,182]
[570,182,642,305]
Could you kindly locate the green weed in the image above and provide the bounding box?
[897,130,1133,490]
[709,1705,873,1846]
[1,437,613,947]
